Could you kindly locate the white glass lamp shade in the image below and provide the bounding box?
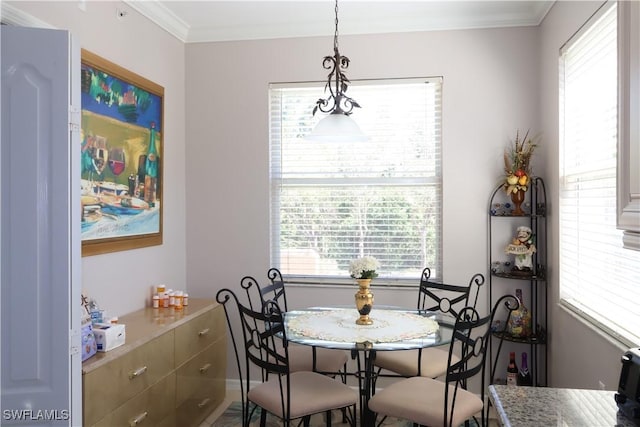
[306,113,369,142]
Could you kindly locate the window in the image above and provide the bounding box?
[269,78,442,283]
[559,1,640,346]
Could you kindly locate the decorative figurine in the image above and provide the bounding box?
[505,225,536,275]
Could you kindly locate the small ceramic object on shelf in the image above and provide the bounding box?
[505,226,536,275]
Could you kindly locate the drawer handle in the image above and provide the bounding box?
[199,363,211,374]
[129,411,148,426]
[197,398,211,409]
[198,328,210,337]
[129,366,148,380]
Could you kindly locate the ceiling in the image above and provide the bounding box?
[123,1,555,43]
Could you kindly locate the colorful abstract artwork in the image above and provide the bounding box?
[80,50,163,256]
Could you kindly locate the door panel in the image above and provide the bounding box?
[1,26,80,426]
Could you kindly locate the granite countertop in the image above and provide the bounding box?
[489,384,636,427]
[82,298,216,374]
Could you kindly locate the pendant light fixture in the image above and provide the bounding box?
[306,0,368,142]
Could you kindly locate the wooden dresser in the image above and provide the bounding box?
[82,298,226,427]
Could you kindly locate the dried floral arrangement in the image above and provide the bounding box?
[503,130,538,193]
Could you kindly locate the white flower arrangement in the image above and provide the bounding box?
[349,256,379,279]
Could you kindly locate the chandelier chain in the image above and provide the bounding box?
[334,0,339,54]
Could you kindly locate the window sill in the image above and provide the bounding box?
[557,300,637,349]
[283,276,417,289]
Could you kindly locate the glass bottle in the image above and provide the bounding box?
[508,288,532,337]
[144,122,159,205]
[136,154,146,198]
[507,351,518,386]
[518,352,533,386]
[128,173,136,196]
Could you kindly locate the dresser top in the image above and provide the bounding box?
[82,298,218,373]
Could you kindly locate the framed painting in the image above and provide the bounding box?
[80,50,163,256]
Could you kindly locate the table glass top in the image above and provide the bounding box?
[283,306,455,351]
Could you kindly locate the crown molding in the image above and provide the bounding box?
[123,0,189,42]
[1,3,55,28]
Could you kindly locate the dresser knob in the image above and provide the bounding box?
[197,398,211,409]
[198,328,210,337]
[129,411,147,426]
[129,366,147,380]
[199,363,211,374]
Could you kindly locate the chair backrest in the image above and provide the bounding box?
[443,294,519,427]
[239,267,289,312]
[263,267,289,311]
[216,287,292,425]
[417,267,486,316]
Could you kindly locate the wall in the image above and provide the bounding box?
[539,0,628,390]
[4,1,187,317]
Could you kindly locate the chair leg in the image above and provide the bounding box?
[349,404,357,427]
[326,410,332,426]
[340,363,348,423]
[260,408,267,427]
[303,415,311,426]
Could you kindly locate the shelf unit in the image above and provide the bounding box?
[488,177,547,387]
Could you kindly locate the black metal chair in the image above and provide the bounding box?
[374,268,485,380]
[216,287,358,427]
[240,268,350,376]
[368,294,519,427]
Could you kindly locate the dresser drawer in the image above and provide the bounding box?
[93,373,176,427]
[174,305,224,366]
[84,331,175,426]
[176,338,226,407]
[175,345,226,427]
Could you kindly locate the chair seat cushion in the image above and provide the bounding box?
[368,376,483,427]
[248,371,358,420]
[287,344,349,374]
[374,346,458,378]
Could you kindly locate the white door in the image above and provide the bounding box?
[1,26,81,426]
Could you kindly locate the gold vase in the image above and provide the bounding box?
[355,279,374,325]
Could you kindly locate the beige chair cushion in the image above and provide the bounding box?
[287,343,349,374]
[248,371,358,420]
[368,376,483,427]
[374,345,458,378]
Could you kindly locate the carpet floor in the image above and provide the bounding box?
[209,401,481,426]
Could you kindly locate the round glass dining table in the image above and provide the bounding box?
[283,306,455,426]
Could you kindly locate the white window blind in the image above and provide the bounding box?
[559,1,640,346]
[269,78,442,282]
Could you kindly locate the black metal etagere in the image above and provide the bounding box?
[488,177,548,387]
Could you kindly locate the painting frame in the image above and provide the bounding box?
[80,49,163,256]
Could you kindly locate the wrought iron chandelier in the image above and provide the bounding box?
[306,0,368,142]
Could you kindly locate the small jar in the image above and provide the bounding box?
[182,293,189,307]
[152,294,159,309]
[169,291,175,307]
[157,284,166,299]
[174,291,183,310]
[162,294,170,308]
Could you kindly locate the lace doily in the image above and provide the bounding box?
[286,309,439,343]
